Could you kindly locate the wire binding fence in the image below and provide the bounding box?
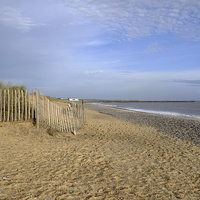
[0,89,85,135]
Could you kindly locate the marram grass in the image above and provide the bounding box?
[0,80,26,91]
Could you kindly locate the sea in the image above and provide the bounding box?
[88,101,200,121]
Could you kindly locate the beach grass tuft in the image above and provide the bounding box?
[0,80,26,91]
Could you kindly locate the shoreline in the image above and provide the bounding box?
[1,108,200,199]
[87,102,200,121]
[86,101,200,122]
[85,103,200,146]
[84,99,196,103]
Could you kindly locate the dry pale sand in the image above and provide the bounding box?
[1,108,200,200]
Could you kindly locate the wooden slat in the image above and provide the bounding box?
[69,106,76,135]
[21,90,24,120]
[25,90,27,121]
[32,89,34,119]
[11,90,13,121]
[7,90,10,122]
[36,89,39,129]
[4,90,6,122]
[66,108,70,132]
[67,107,72,133]
[0,89,2,122]
[47,99,50,126]
[18,90,20,121]
[28,90,30,120]
[42,95,44,122]
[15,90,17,121]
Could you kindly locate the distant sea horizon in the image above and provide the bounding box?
[87,101,200,121]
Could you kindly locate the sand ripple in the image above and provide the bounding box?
[1,109,200,199]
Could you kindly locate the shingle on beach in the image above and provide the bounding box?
[85,103,200,146]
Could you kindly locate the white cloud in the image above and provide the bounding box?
[84,70,103,74]
[0,6,36,32]
[84,40,108,46]
[62,0,200,41]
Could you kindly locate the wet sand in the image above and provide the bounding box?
[1,108,200,199]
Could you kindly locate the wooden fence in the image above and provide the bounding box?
[0,89,85,135]
[0,89,36,122]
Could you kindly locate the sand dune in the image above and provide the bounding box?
[1,108,200,199]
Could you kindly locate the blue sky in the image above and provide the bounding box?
[0,0,200,100]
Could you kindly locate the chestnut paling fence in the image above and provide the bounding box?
[0,89,85,135]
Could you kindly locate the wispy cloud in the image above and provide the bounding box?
[170,79,200,86]
[117,70,135,75]
[84,70,103,74]
[63,0,200,41]
[83,40,108,46]
[145,42,166,53]
[0,6,37,32]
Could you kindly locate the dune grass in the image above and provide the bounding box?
[0,80,26,91]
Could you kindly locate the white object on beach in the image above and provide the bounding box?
[2,176,6,180]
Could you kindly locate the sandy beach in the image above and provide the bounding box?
[1,106,200,199]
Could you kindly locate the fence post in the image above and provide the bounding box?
[50,101,52,128]
[25,90,27,121]
[51,102,54,129]
[4,90,6,122]
[69,105,76,135]
[15,90,17,121]
[7,90,10,122]
[32,89,34,119]
[63,109,67,132]
[73,104,78,133]
[67,107,73,133]
[53,103,56,129]
[11,90,13,121]
[56,105,58,131]
[0,89,2,122]
[62,108,66,132]
[18,90,20,121]
[47,99,50,126]
[60,107,63,132]
[36,89,39,129]
[42,94,46,122]
[56,105,59,131]
[82,100,85,126]
[52,102,54,129]
[21,90,24,120]
[66,108,70,133]
[28,90,30,120]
